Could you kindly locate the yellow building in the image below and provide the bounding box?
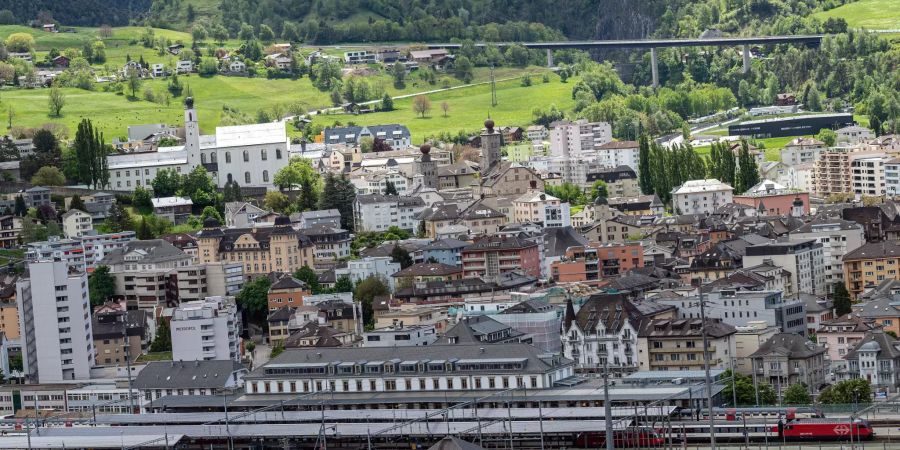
[196,216,314,278]
[843,241,900,299]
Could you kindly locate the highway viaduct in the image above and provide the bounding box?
[425,35,824,87]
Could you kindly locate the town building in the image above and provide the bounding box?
[363,323,437,347]
[353,194,425,233]
[244,343,575,395]
[335,257,401,291]
[267,273,310,312]
[803,294,835,336]
[733,321,780,375]
[375,306,450,335]
[420,238,469,267]
[551,242,644,285]
[392,262,464,291]
[749,333,826,396]
[816,313,879,365]
[586,165,641,198]
[561,294,643,374]
[133,360,246,409]
[480,120,503,177]
[283,321,352,348]
[851,154,891,197]
[92,309,150,366]
[837,125,875,144]
[789,217,865,296]
[152,196,193,225]
[224,202,268,228]
[26,232,136,272]
[61,209,93,238]
[323,124,411,149]
[512,190,571,227]
[196,216,315,278]
[842,331,900,391]
[0,215,20,249]
[733,180,810,216]
[170,296,242,362]
[596,141,640,172]
[300,224,351,261]
[549,119,612,158]
[671,179,734,215]
[781,138,827,166]
[16,260,94,383]
[461,235,541,279]
[843,241,900,299]
[476,162,544,197]
[637,318,737,371]
[655,289,806,334]
[744,238,825,296]
[440,315,531,346]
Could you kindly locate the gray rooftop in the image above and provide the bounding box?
[99,239,190,265]
[132,360,246,390]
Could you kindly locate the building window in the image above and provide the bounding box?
[261,149,267,160]
[243,150,250,162]
[201,153,207,164]
[225,152,231,163]
[245,172,251,183]
[276,149,282,159]
[263,170,269,183]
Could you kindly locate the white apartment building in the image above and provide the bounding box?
[596,141,640,172]
[781,138,826,166]
[16,260,94,383]
[108,146,190,191]
[851,154,889,197]
[887,157,900,197]
[61,209,93,238]
[790,217,865,294]
[335,256,401,291]
[562,295,641,374]
[512,191,571,227]
[549,119,612,158]
[349,170,413,195]
[353,194,425,233]
[655,290,807,334]
[671,179,734,215]
[837,125,875,144]
[170,296,242,362]
[362,323,437,347]
[744,238,826,295]
[26,232,136,273]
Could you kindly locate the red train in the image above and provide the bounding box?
[574,427,665,447]
[664,418,874,442]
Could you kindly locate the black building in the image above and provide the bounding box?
[729,114,854,138]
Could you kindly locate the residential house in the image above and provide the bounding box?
[335,257,401,290]
[461,235,541,279]
[61,209,92,238]
[324,124,411,149]
[196,216,315,278]
[637,318,737,371]
[420,238,470,267]
[843,331,900,392]
[224,202,268,228]
[152,196,193,225]
[843,241,900,299]
[133,360,246,410]
[790,217,865,296]
[561,294,645,374]
[267,273,310,311]
[300,225,351,261]
[353,194,425,233]
[749,333,826,395]
[363,323,436,347]
[744,238,825,296]
[671,179,734,215]
[392,262,464,290]
[586,165,641,198]
[816,313,879,366]
[92,309,150,366]
[551,242,644,286]
[781,138,827,166]
[284,321,352,348]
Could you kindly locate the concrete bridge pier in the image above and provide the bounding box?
[742,44,751,74]
[650,47,659,88]
[546,48,554,67]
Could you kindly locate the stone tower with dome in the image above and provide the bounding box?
[480,118,502,177]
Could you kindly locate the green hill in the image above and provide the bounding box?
[813,0,900,30]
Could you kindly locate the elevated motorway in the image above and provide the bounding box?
[425,34,824,86]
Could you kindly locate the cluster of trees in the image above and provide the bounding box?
[637,137,706,206]
[151,166,219,210]
[0,2,148,27]
[70,119,111,189]
[706,140,760,194]
[720,372,869,407]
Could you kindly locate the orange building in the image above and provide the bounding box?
[551,242,644,285]
[267,273,311,312]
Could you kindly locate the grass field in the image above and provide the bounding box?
[312,76,576,143]
[813,0,900,29]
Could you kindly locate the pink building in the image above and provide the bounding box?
[733,180,810,216]
[816,313,880,364]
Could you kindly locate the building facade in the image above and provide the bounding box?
[170,296,242,362]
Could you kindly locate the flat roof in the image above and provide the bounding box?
[215,121,286,148]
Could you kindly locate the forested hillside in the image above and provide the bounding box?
[0,0,150,27]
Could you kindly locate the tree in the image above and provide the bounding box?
[132,186,153,214]
[720,370,777,406]
[179,166,217,208]
[453,56,474,83]
[191,23,208,43]
[441,101,450,117]
[545,183,584,204]
[198,57,218,76]
[104,203,133,232]
[311,59,343,91]
[270,343,285,359]
[274,157,320,211]
[391,244,413,269]
[319,173,356,231]
[47,86,65,117]
[735,140,759,194]
[332,275,354,293]
[200,206,223,223]
[4,33,34,53]
[412,95,432,118]
[126,67,142,98]
[236,277,272,326]
[88,265,116,307]
[152,168,182,197]
[13,196,26,216]
[69,195,85,212]
[149,319,171,352]
[816,128,837,147]
[383,180,398,196]
[783,383,812,405]
[818,379,871,405]
[638,135,653,194]
[833,282,852,316]
[258,24,275,43]
[381,93,394,111]
[590,180,608,202]
[21,129,61,182]
[354,276,389,328]
[391,61,406,88]
[293,265,322,294]
[265,191,292,213]
[30,166,65,186]
[72,119,110,189]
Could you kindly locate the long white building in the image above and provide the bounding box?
[16,260,94,383]
[107,97,290,192]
